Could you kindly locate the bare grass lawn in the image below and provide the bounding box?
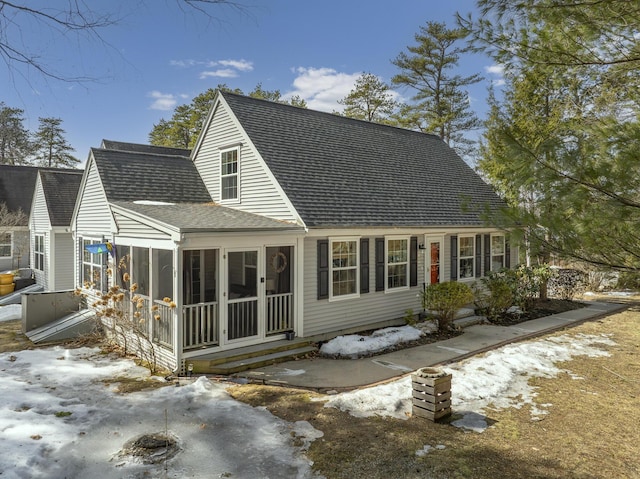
[230,303,640,478]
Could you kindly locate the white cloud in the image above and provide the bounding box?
[171,58,254,79]
[285,67,362,112]
[485,64,506,87]
[218,59,254,72]
[170,59,217,68]
[485,64,504,76]
[199,69,238,79]
[147,91,177,111]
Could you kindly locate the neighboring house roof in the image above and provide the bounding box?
[90,148,211,204]
[220,92,506,228]
[112,201,304,233]
[0,165,80,226]
[100,139,191,158]
[39,170,83,226]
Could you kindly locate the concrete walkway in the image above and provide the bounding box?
[236,301,627,392]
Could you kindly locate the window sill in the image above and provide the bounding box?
[384,286,410,293]
[328,293,361,302]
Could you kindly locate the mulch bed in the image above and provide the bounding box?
[489,298,584,326]
[320,298,584,359]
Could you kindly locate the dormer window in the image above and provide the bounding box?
[220,147,239,201]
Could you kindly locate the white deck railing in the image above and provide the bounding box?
[183,302,219,350]
[152,299,174,350]
[266,292,293,335]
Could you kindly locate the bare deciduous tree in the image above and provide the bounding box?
[0,1,248,86]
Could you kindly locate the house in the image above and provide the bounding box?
[0,165,81,274]
[0,165,40,272]
[29,169,84,290]
[72,92,513,373]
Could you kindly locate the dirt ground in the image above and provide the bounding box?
[0,318,34,353]
[229,300,640,479]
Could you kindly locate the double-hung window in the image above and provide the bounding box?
[386,237,409,290]
[458,235,475,279]
[330,238,358,299]
[491,235,505,271]
[82,238,105,291]
[0,232,11,257]
[34,234,45,271]
[220,147,239,201]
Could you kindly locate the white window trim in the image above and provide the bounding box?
[385,235,410,292]
[328,236,360,301]
[34,234,45,271]
[219,146,240,203]
[0,232,11,258]
[490,234,506,272]
[81,237,106,291]
[458,234,475,281]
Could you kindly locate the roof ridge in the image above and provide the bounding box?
[220,91,443,140]
[91,146,191,160]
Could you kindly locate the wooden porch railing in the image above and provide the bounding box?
[183,302,219,350]
[266,292,293,335]
[180,294,292,350]
[152,299,174,350]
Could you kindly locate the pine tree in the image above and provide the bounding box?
[469,0,640,271]
[31,117,79,168]
[0,103,31,165]
[338,73,397,123]
[391,21,481,158]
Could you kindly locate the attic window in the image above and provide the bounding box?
[220,147,239,201]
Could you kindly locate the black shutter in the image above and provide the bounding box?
[410,236,418,287]
[450,235,458,280]
[360,238,369,294]
[375,238,385,291]
[317,240,329,299]
[505,235,511,269]
[484,234,491,275]
[475,234,482,278]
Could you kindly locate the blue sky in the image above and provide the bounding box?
[2,0,502,165]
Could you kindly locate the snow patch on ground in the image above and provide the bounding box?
[0,347,322,479]
[0,304,22,322]
[325,333,615,432]
[319,325,423,358]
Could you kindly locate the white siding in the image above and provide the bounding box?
[30,179,51,289]
[302,236,423,337]
[75,162,113,235]
[52,232,76,290]
[195,101,299,222]
[114,212,172,240]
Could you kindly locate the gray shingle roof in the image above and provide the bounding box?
[91,148,211,204]
[101,140,191,158]
[39,170,83,226]
[221,92,506,227]
[0,165,80,225]
[112,201,303,232]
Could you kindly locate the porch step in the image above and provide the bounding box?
[187,341,318,375]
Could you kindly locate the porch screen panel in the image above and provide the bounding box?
[227,251,258,340]
[131,246,150,296]
[115,245,130,290]
[183,249,217,304]
[155,249,173,300]
[266,246,293,335]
